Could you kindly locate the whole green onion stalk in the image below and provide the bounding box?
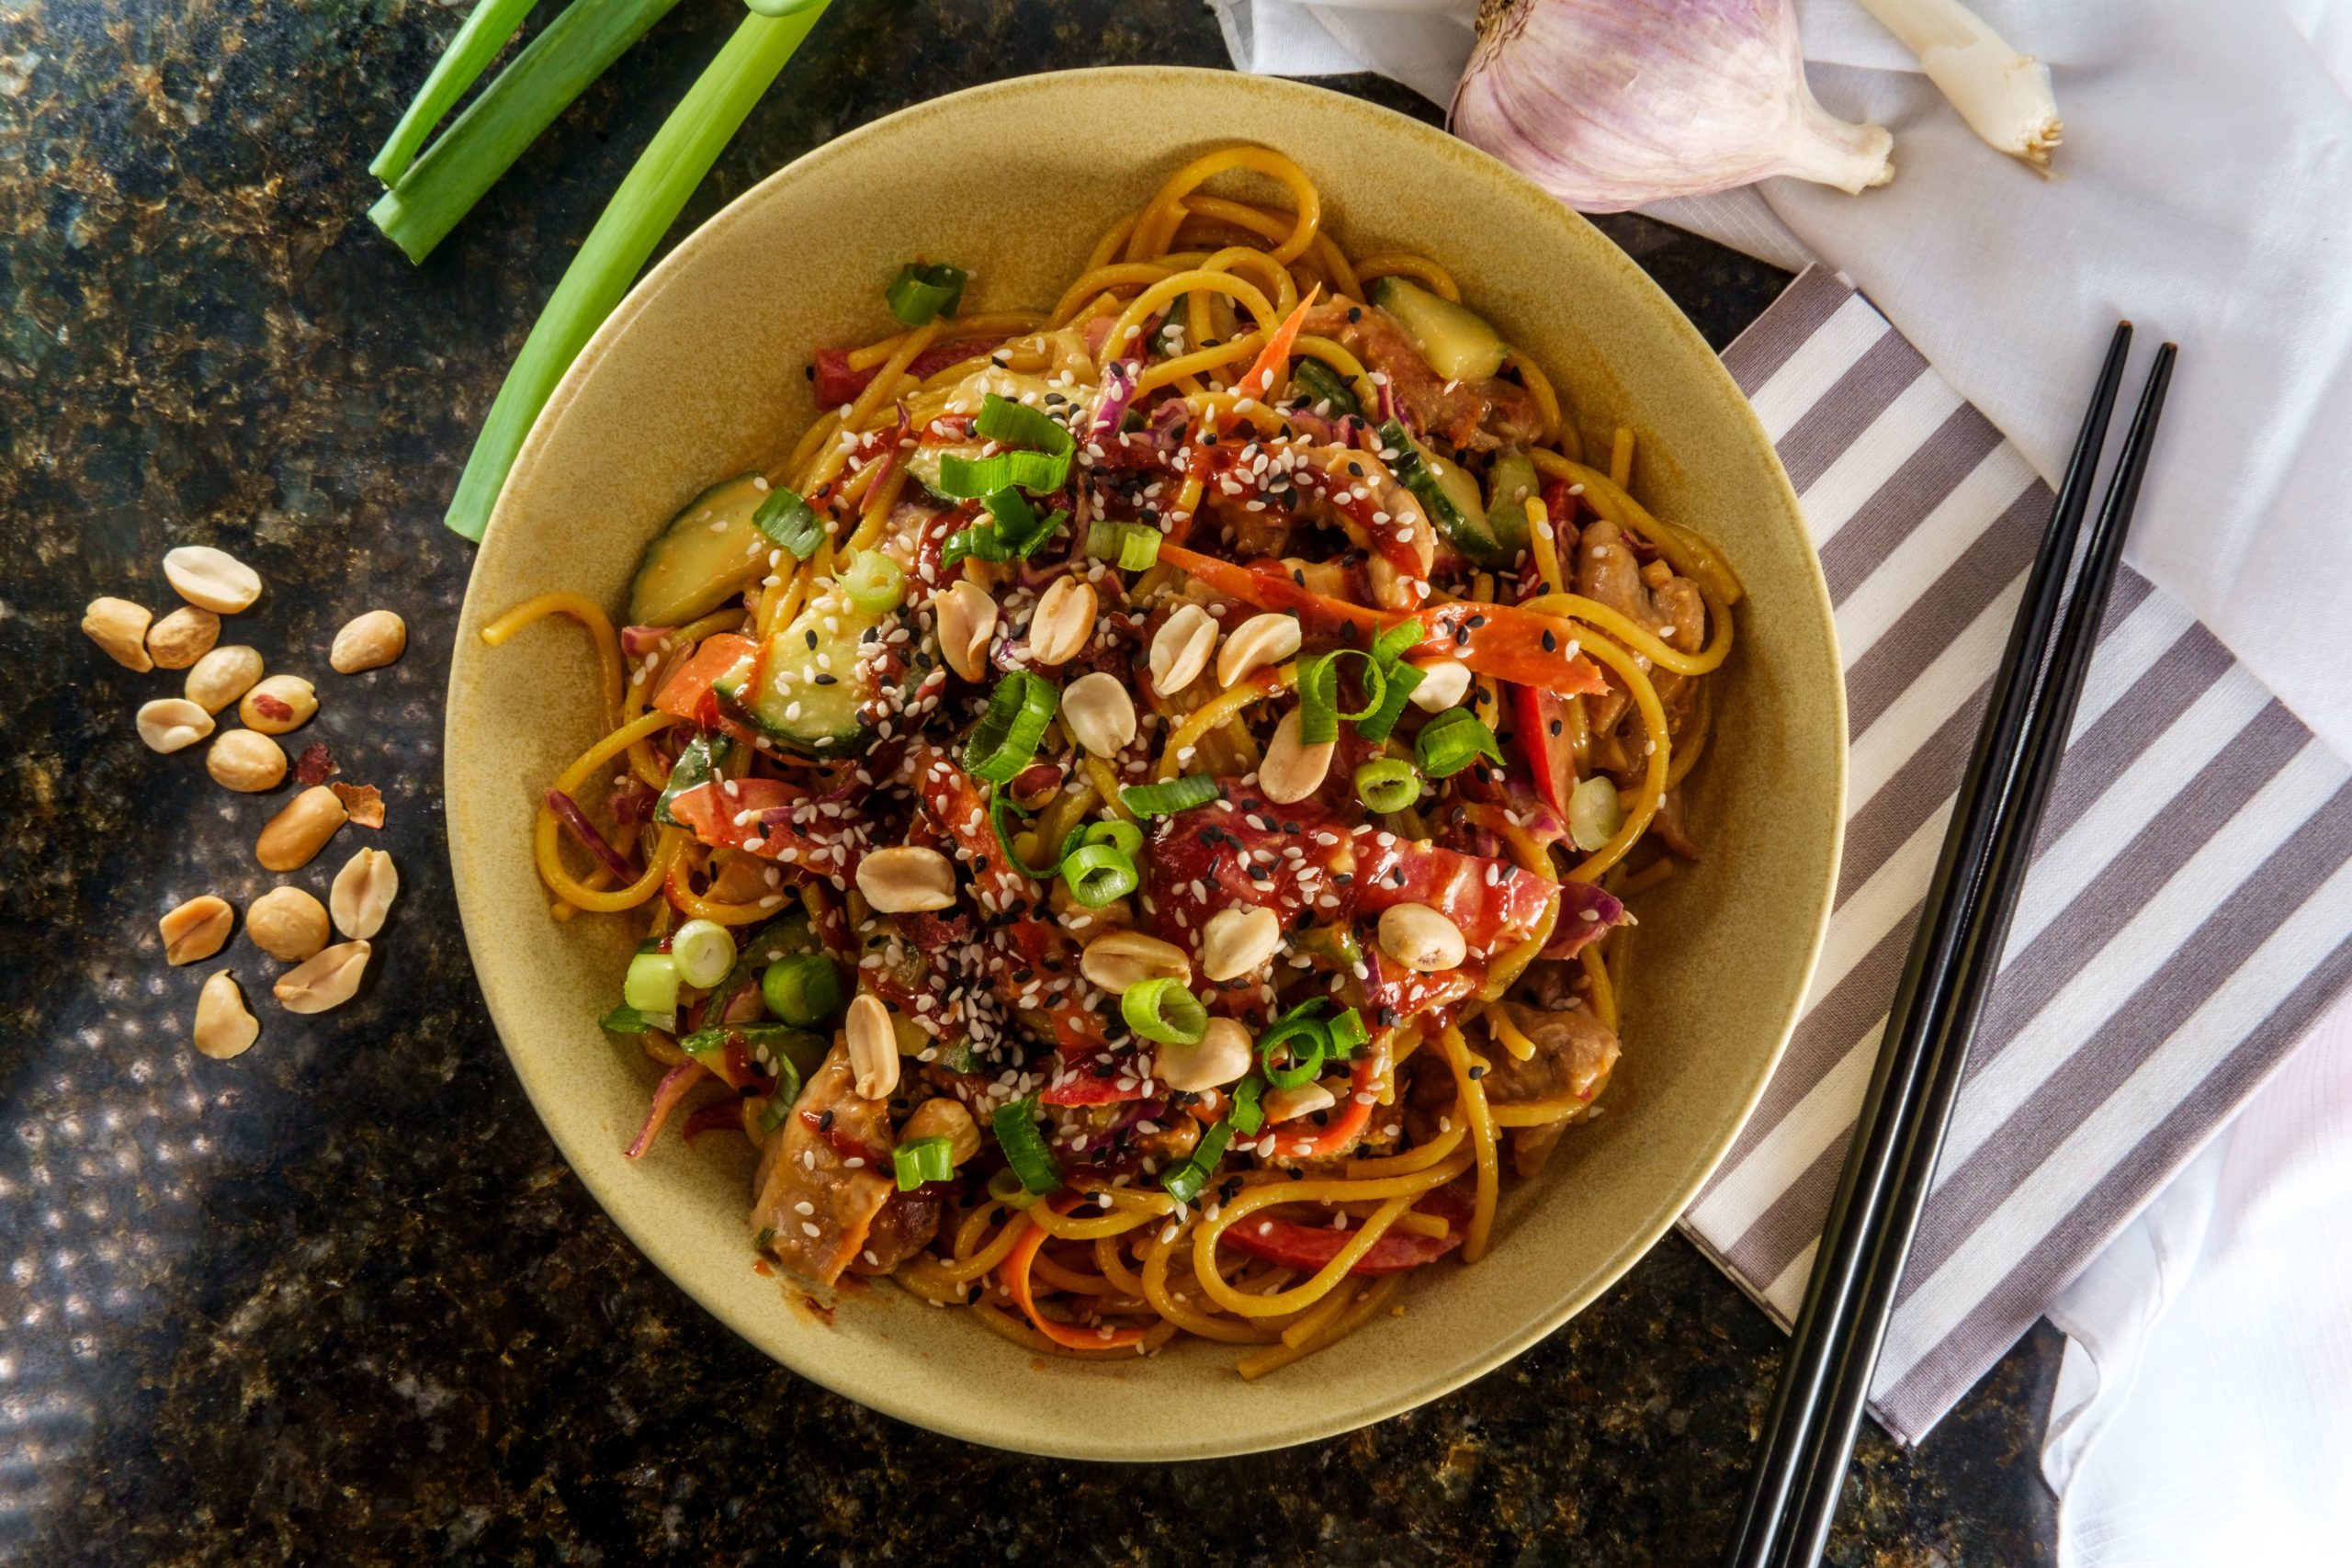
[369,0,542,186]
[443,0,834,541]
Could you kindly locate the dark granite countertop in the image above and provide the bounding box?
[0,1,2057,1561]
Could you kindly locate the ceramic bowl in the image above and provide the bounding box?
[446,67,1843,1461]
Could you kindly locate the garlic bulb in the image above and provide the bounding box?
[1450,0,1894,213]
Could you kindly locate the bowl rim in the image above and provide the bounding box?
[446,64,1846,1459]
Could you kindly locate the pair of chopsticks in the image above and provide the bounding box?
[1724,324,2177,1567]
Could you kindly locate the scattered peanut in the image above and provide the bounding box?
[900,1098,982,1166]
[1149,604,1218,696]
[185,645,264,714]
[1378,902,1467,974]
[239,673,316,735]
[329,610,407,673]
[145,606,220,670]
[1408,659,1474,711]
[1079,929,1192,995]
[1258,708,1334,805]
[1060,671,1136,758]
[83,597,155,671]
[936,580,999,682]
[273,940,371,1014]
[246,886,331,963]
[1025,575,1097,667]
[256,785,347,872]
[1263,1079,1340,1123]
[1216,612,1302,687]
[329,847,398,940]
[136,698,215,754]
[163,545,263,614]
[844,994,899,1100]
[159,896,234,965]
[854,845,956,913]
[207,728,288,793]
[1200,906,1283,982]
[194,971,260,1059]
[1158,1017,1254,1092]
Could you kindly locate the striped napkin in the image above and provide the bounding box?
[1682,267,2352,1444]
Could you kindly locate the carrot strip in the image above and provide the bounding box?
[1235,285,1319,401]
[1001,1198,1149,1351]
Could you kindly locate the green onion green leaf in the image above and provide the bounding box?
[842,547,906,615]
[964,671,1059,784]
[1086,521,1162,571]
[754,485,825,559]
[1414,707,1507,779]
[1121,976,1208,1045]
[991,1097,1064,1195]
[885,261,967,326]
[760,953,842,1027]
[1118,774,1221,817]
[1353,757,1421,814]
[1059,841,1139,908]
[892,1135,956,1190]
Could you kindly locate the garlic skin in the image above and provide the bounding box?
[1451,0,1894,213]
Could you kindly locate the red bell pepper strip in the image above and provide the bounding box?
[810,336,1010,409]
[653,633,757,720]
[1512,683,1578,818]
[1156,545,1606,696]
[1222,1187,1473,1275]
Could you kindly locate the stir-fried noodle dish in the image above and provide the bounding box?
[487,146,1742,1372]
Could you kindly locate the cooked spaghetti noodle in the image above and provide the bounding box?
[492,146,1737,1372]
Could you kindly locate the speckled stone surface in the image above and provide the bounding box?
[0,2,2058,1561]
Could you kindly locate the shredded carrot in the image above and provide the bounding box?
[1234,284,1319,403]
[1001,1198,1149,1350]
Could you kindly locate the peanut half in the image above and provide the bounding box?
[160,896,234,965]
[246,886,331,963]
[239,673,316,736]
[145,606,220,670]
[194,971,260,1059]
[185,645,264,714]
[83,597,154,671]
[256,785,347,872]
[845,994,899,1100]
[329,610,407,674]
[330,848,398,940]
[136,698,214,754]
[274,941,371,1014]
[163,545,263,614]
[207,729,287,793]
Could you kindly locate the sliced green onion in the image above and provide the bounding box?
[742,0,828,14]
[1060,842,1139,908]
[974,393,1078,458]
[1355,660,1424,745]
[741,1023,830,1087]
[759,1089,798,1134]
[368,0,540,186]
[599,1002,650,1035]
[677,1024,729,1063]
[982,488,1068,559]
[754,485,825,559]
[438,6,835,539]
[935,446,1070,499]
[986,1166,1042,1210]
[1161,1118,1236,1204]
[1079,819,1145,858]
[885,262,967,326]
[1227,1073,1267,1135]
[986,784,1064,880]
[842,548,906,615]
[1415,707,1507,779]
[760,953,842,1027]
[1326,1008,1369,1057]
[670,919,738,988]
[991,1097,1063,1196]
[1087,521,1162,571]
[1119,774,1221,817]
[1255,1012,1329,1090]
[1374,618,1426,664]
[892,1135,956,1190]
[1121,977,1207,1045]
[1296,649,1385,745]
[964,671,1059,784]
[1569,773,1624,852]
[1291,357,1360,416]
[1354,758,1421,814]
[623,950,681,1016]
[942,525,1011,569]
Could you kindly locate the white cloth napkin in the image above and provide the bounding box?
[2043,988,2352,1566]
[1212,0,2352,773]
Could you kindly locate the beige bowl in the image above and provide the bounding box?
[447,67,1843,1460]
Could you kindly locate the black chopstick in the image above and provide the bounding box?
[1722,322,2161,1567]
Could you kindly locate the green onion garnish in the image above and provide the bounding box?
[760,953,842,1028]
[981,487,1069,559]
[1161,1118,1237,1204]
[990,1097,1063,1195]
[963,671,1059,784]
[1121,977,1208,1045]
[935,448,1071,499]
[1228,1073,1267,1135]
[892,1135,956,1190]
[1354,660,1424,745]
[985,1166,1042,1210]
[1255,1010,1329,1089]
[1296,649,1385,746]
[670,919,738,989]
[985,785,1065,880]
[1079,818,1145,858]
[1374,618,1426,663]
[754,485,825,560]
[1087,521,1163,571]
[623,950,682,1017]
[1414,707,1508,779]
[438,6,835,538]
[1119,774,1221,817]
[885,262,967,326]
[1326,1008,1369,1057]
[942,525,1011,569]
[1353,758,1421,814]
[759,1089,798,1134]
[367,0,540,186]
[842,548,906,615]
[598,1003,650,1035]
[1060,841,1139,908]
[1291,357,1360,417]
[975,392,1078,457]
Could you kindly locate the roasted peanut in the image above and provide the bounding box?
[1079,929,1191,995]
[146,605,220,670]
[1200,906,1282,982]
[1060,671,1136,758]
[207,728,288,793]
[854,845,956,912]
[239,674,316,735]
[900,1098,982,1166]
[936,581,999,682]
[1408,659,1474,711]
[1264,1079,1340,1123]
[329,610,407,673]
[194,971,259,1059]
[1216,612,1302,686]
[1378,902,1466,973]
[1026,575,1097,666]
[1258,708,1333,805]
[185,645,264,714]
[329,847,398,940]
[1149,604,1217,696]
[160,896,234,965]
[83,597,154,671]
[273,941,370,1014]
[1158,1017,1254,1092]
[163,545,263,614]
[256,785,347,872]
[136,698,214,754]
[246,886,331,963]
[845,994,899,1100]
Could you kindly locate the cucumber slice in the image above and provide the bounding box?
[715,599,885,757]
[1292,358,1360,417]
[1371,276,1509,384]
[1484,453,1541,561]
[627,473,774,627]
[1380,420,1503,565]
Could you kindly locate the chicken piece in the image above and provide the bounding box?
[1482,999,1621,1110]
[1577,517,1708,771]
[1301,302,1542,451]
[751,1043,898,1286]
[848,1191,941,1275]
